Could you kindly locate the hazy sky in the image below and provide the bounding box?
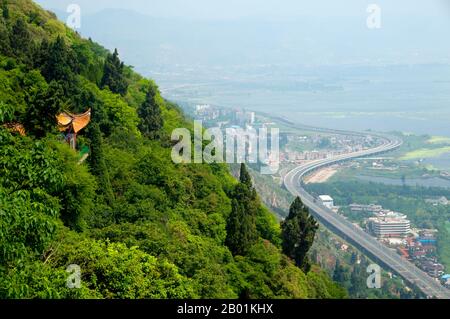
[33,0,450,67]
[32,0,450,136]
[36,0,450,20]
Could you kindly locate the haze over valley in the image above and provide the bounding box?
[37,0,450,136]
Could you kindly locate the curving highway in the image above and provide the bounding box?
[283,127,450,299]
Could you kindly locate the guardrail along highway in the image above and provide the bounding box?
[283,126,450,299]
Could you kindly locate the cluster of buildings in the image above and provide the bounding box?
[425,196,449,206]
[281,134,379,165]
[348,204,412,238]
[193,107,383,169]
[283,150,342,163]
[282,148,368,164]
[322,200,450,289]
[348,203,449,288]
[397,230,448,280]
[194,104,221,121]
[194,105,258,129]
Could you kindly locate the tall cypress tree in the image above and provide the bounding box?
[34,38,49,69]
[349,265,366,298]
[281,197,318,273]
[350,252,358,264]
[10,18,32,64]
[333,259,347,283]
[24,81,65,138]
[39,36,77,84]
[226,164,258,256]
[239,162,252,187]
[138,85,164,139]
[2,1,9,20]
[88,123,115,206]
[0,10,10,56]
[101,48,128,96]
[225,199,245,255]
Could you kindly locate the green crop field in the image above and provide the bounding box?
[428,136,450,144]
[400,146,450,160]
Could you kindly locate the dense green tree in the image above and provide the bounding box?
[38,36,78,88]
[350,252,358,265]
[0,101,14,123]
[53,141,96,232]
[239,161,253,187]
[333,259,348,284]
[10,18,33,64]
[2,1,9,20]
[49,236,196,299]
[72,42,103,85]
[101,48,128,96]
[24,79,66,137]
[0,17,11,56]
[226,164,258,256]
[87,123,114,206]
[349,264,367,298]
[225,199,246,256]
[281,197,318,273]
[0,130,65,265]
[138,84,164,139]
[33,38,49,68]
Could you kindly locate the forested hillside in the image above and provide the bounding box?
[0,0,346,299]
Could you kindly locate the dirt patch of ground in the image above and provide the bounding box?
[305,166,338,184]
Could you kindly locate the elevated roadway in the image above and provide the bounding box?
[283,127,450,299]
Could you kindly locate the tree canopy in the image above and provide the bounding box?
[226,164,258,256]
[0,0,344,300]
[282,197,319,273]
[101,48,128,96]
[138,84,164,139]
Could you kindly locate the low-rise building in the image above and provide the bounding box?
[425,196,449,206]
[369,214,411,238]
[350,203,383,214]
[318,195,334,209]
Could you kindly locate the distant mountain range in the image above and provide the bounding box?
[47,7,450,73]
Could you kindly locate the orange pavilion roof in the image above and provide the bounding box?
[2,123,26,136]
[57,109,91,133]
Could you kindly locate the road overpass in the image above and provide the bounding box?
[283,129,450,299]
